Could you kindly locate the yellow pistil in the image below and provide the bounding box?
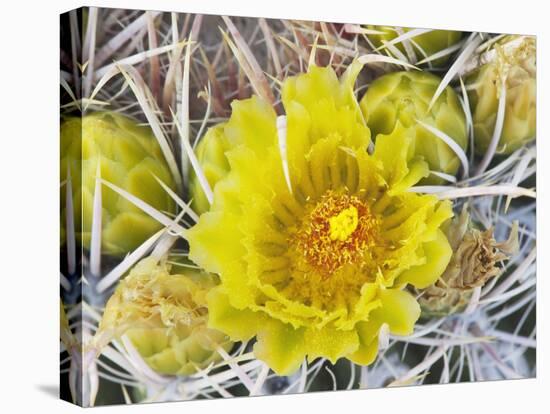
[329,206,359,241]
[292,191,380,276]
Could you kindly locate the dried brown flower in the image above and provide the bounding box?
[417,207,519,316]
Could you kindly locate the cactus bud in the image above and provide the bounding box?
[60,112,177,256]
[467,36,536,155]
[360,71,467,183]
[189,125,231,215]
[93,257,233,376]
[367,27,463,66]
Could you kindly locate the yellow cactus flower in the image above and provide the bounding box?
[93,257,233,376]
[360,71,467,184]
[60,112,177,256]
[467,36,536,154]
[186,63,453,375]
[367,27,463,66]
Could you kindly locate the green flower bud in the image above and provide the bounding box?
[94,257,233,376]
[367,26,463,66]
[467,36,536,155]
[60,112,177,256]
[417,208,518,317]
[126,325,229,376]
[360,71,467,183]
[189,125,231,215]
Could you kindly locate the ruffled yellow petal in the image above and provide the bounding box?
[224,96,277,155]
[207,287,263,341]
[253,320,307,376]
[303,326,359,364]
[372,288,421,336]
[348,286,420,364]
[397,229,453,289]
[349,330,379,365]
[186,211,254,309]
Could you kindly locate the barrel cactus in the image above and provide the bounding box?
[60,112,177,256]
[360,71,467,183]
[58,9,537,404]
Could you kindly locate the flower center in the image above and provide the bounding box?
[329,206,359,241]
[291,191,380,276]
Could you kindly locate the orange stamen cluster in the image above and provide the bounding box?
[292,191,380,276]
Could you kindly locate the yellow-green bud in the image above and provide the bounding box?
[60,112,177,256]
[467,36,536,155]
[189,125,231,215]
[367,26,463,66]
[360,71,467,183]
[94,257,233,376]
[417,208,518,317]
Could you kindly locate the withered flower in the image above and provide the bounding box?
[418,207,518,316]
